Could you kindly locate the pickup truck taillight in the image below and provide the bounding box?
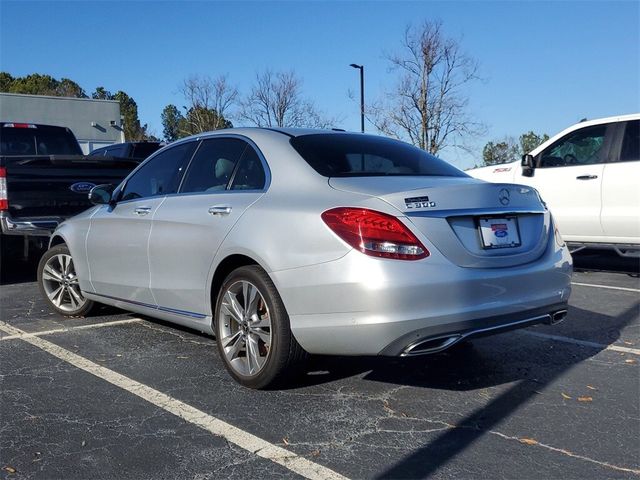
[0,167,7,211]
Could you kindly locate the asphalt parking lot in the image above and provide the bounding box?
[1,251,639,479]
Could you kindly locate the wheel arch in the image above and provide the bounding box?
[49,234,67,248]
[210,254,263,317]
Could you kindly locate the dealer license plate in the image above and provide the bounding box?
[478,217,521,249]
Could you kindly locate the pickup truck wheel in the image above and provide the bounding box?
[37,244,95,317]
[214,265,307,389]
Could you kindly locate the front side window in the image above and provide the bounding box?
[289,134,466,177]
[120,142,196,201]
[538,125,607,168]
[619,120,639,162]
[180,138,247,194]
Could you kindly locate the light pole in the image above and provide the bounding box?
[350,63,364,133]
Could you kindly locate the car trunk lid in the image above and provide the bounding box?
[329,176,550,268]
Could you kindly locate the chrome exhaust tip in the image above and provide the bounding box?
[550,310,568,325]
[402,335,463,356]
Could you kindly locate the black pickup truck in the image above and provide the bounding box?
[0,122,140,266]
[89,141,162,161]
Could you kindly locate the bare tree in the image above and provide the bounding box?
[179,74,238,133]
[239,70,335,128]
[371,21,485,154]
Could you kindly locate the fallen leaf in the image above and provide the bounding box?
[519,438,538,446]
[561,392,572,400]
[116,354,122,357]
[623,341,634,345]
[282,437,289,446]
[586,385,597,390]
[177,356,189,359]
[81,440,86,447]
[577,396,593,402]
[401,412,408,417]
[625,359,636,364]
[310,449,320,457]
[3,466,17,474]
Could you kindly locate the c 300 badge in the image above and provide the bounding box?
[405,196,436,209]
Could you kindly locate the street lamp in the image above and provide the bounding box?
[350,63,364,133]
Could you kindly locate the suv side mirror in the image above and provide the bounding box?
[521,154,535,177]
[89,184,115,205]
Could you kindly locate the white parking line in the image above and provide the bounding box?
[0,318,145,341]
[521,330,640,356]
[571,282,640,293]
[0,321,347,480]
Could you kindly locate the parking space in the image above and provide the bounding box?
[1,256,639,479]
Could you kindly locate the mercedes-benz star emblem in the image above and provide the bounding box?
[498,188,510,206]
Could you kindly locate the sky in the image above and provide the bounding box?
[1,0,638,169]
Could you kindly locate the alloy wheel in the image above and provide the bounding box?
[41,254,87,313]
[218,280,272,377]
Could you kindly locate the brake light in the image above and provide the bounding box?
[0,167,7,211]
[321,207,429,260]
[2,123,36,129]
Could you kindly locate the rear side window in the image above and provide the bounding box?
[230,147,266,190]
[120,142,196,201]
[289,134,466,177]
[619,120,639,162]
[180,138,247,194]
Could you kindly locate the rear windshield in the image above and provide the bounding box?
[290,134,466,178]
[131,142,161,159]
[0,126,82,156]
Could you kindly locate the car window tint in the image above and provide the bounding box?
[120,142,195,201]
[539,125,607,168]
[289,134,466,177]
[230,147,266,190]
[180,138,247,193]
[620,120,639,162]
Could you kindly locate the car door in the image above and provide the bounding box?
[148,137,268,316]
[601,119,640,242]
[86,141,197,304]
[523,123,613,241]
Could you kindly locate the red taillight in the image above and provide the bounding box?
[321,207,429,260]
[3,123,36,129]
[0,167,7,211]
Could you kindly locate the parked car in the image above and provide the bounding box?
[38,129,572,388]
[89,141,162,161]
[0,122,141,267]
[467,114,640,257]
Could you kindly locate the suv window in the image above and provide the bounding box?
[539,124,607,167]
[180,138,247,193]
[120,142,196,201]
[619,120,639,162]
[230,147,266,190]
[289,134,466,177]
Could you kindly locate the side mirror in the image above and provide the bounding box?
[521,154,535,177]
[89,184,115,205]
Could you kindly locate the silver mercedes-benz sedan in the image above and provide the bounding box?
[38,128,572,388]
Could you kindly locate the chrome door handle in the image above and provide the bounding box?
[134,207,152,216]
[208,205,232,216]
[576,175,598,180]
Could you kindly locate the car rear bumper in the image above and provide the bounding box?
[0,212,60,236]
[271,238,572,356]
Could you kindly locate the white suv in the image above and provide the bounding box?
[468,114,640,257]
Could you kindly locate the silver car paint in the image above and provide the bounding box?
[50,128,572,355]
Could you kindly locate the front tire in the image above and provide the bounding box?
[37,244,95,317]
[214,265,307,389]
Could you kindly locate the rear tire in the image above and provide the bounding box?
[37,244,95,317]
[214,265,307,389]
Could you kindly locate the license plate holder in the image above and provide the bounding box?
[478,216,521,249]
